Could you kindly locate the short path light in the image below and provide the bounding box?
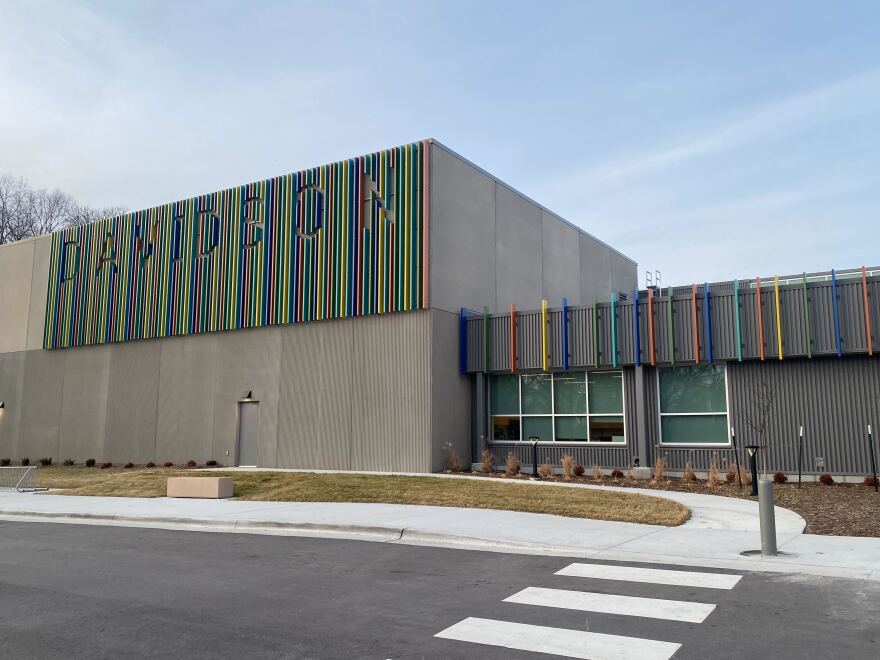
[528,437,540,478]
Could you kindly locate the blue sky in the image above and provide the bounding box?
[1,0,878,285]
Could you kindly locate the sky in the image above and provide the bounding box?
[1,0,879,286]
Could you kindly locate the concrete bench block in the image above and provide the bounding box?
[632,467,652,480]
[167,477,233,499]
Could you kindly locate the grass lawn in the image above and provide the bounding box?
[33,466,690,527]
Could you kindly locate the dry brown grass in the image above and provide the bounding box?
[708,455,720,487]
[479,449,494,474]
[561,455,575,481]
[538,463,553,479]
[740,465,752,485]
[653,456,666,482]
[443,443,462,472]
[683,462,696,482]
[33,466,689,526]
[505,452,521,477]
[626,464,633,480]
[592,464,602,481]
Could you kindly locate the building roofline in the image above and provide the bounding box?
[427,138,638,267]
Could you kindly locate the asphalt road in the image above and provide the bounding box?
[0,521,877,659]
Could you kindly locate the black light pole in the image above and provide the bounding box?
[745,445,760,497]
[529,437,540,478]
[868,424,878,493]
[797,425,804,489]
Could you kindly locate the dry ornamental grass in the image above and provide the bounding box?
[34,466,689,526]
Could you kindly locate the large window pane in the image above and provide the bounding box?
[522,416,553,442]
[490,374,519,415]
[589,416,626,442]
[588,371,623,414]
[660,415,728,444]
[521,374,552,414]
[659,365,727,413]
[554,372,586,414]
[492,416,520,441]
[555,416,588,441]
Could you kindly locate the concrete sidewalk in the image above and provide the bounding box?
[1,479,878,582]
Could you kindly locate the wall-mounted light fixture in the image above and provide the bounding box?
[240,391,253,402]
[0,401,5,409]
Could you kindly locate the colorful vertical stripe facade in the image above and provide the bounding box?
[45,142,428,349]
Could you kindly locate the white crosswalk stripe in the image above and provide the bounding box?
[435,616,681,660]
[504,586,716,623]
[434,562,743,657]
[556,562,742,589]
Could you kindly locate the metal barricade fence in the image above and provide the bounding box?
[0,466,39,492]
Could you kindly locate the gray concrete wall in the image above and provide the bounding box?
[429,141,637,315]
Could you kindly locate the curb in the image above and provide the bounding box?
[0,509,873,582]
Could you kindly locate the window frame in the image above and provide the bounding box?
[489,370,627,446]
[655,364,731,448]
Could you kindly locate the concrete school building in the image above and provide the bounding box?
[0,140,635,471]
[0,140,877,478]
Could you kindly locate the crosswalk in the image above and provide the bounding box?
[435,561,743,659]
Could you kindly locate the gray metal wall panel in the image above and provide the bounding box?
[429,144,497,314]
[494,185,543,311]
[490,314,511,372]
[212,326,282,467]
[26,236,51,350]
[104,341,160,463]
[569,307,592,367]
[548,309,563,369]
[351,311,431,472]
[870,280,880,353]
[19,350,64,460]
[431,309,471,471]
[156,335,217,464]
[541,211,581,305]
[0,351,25,458]
[59,345,110,462]
[466,316,483,372]
[517,312,542,370]
[277,319,354,470]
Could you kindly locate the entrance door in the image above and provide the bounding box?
[237,402,259,467]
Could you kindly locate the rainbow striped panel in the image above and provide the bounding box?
[44,141,427,349]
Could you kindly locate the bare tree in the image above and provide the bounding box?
[0,173,127,244]
[741,378,776,447]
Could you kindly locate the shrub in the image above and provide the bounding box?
[611,468,624,479]
[708,454,720,487]
[145,462,156,468]
[725,464,737,484]
[561,455,575,481]
[625,464,633,480]
[62,459,75,466]
[21,457,30,466]
[653,456,666,481]
[38,457,53,467]
[592,464,602,481]
[163,461,174,468]
[479,449,494,473]
[683,461,696,482]
[186,460,198,469]
[573,464,585,477]
[739,466,752,485]
[538,463,553,479]
[865,475,879,487]
[100,462,112,469]
[206,460,218,467]
[819,473,834,485]
[773,471,788,484]
[442,443,461,472]
[0,458,10,467]
[505,452,521,476]
[85,458,96,467]
[123,462,134,469]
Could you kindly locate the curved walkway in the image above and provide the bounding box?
[1,472,877,581]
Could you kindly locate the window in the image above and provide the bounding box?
[489,371,625,443]
[658,365,729,445]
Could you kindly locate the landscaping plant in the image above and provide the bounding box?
[123,462,134,469]
[683,461,696,482]
[146,462,156,468]
[442,443,462,472]
[725,464,737,484]
[865,476,879,487]
[480,449,494,473]
[561,455,575,481]
[538,463,553,479]
[773,471,788,484]
[574,464,585,477]
[708,454,720,487]
[819,473,835,485]
[739,465,752,485]
[611,469,624,479]
[21,457,30,466]
[62,459,75,466]
[592,464,602,481]
[0,458,10,467]
[38,457,53,467]
[186,460,198,469]
[505,452,521,477]
[653,456,666,482]
[85,458,96,467]
[100,462,112,469]
[163,461,174,468]
[625,464,633,480]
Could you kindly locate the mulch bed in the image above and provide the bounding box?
[461,470,880,537]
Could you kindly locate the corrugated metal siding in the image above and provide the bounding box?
[468,275,880,373]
